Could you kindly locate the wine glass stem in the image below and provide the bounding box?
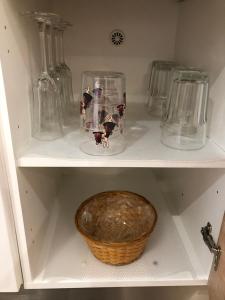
[59,30,65,65]
[38,22,48,74]
[54,29,61,66]
[47,24,56,71]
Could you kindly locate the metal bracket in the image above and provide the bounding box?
[201,222,221,271]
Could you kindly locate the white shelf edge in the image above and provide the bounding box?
[24,279,208,289]
[17,157,225,168]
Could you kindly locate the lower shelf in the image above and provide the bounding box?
[25,171,208,289]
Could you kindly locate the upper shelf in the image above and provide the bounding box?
[17,104,225,168]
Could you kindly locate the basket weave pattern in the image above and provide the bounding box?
[84,236,149,265]
[75,191,157,265]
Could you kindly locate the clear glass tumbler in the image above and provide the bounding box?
[80,71,126,126]
[161,68,209,150]
[80,71,126,155]
[147,61,178,118]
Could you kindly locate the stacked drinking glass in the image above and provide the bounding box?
[25,12,76,141]
[147,61,209,150]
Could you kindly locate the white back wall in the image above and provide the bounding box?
[50,0,179,100]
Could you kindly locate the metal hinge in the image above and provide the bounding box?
[201,222,221,271]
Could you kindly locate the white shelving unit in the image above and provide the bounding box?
[17,104,225,168]
[1,0,225,295]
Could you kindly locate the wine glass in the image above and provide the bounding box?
[54,20,76,129]
[27,12,63,141]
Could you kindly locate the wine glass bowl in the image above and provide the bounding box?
[33,73,62,140]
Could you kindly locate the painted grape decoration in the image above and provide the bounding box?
[83,92,93,109]
[92,106,124,148]
[117,104,126,117]
[91,110,123,148]
[103,122,116,138]
[81,92,93,116]
[93,132,104,145]
[81,88,125,148]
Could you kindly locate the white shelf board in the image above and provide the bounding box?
[25,171,207,289]
[17,104,225,168]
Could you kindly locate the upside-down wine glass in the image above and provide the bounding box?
[54,20,76,129]
[30,12,63,140]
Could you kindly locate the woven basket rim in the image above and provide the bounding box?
[75,190,158,246]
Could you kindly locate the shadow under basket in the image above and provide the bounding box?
[75,191,157,265]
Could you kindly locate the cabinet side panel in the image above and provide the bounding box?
[17,168,61,281]
[175,0,225,150]
[0,0,52,285]
[0,119,22,291]
[0,58,32,285]
[0,0,50,155]
[156,169,225,279]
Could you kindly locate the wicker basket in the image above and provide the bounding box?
[75,191,157,265]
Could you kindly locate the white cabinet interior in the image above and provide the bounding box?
[14,167,225,288]
[0,0,225,292]
[1,0,225,167]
